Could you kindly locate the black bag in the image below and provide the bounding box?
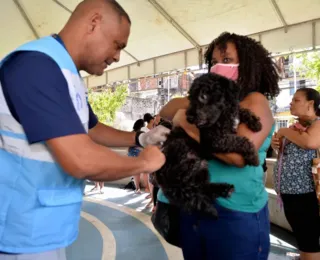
[151,201,181,248]
[123,178,136,190]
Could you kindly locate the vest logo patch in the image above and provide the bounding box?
[75,93,83,111]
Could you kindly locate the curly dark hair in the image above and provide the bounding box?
[132,119,144,132]
[204,32,280,100]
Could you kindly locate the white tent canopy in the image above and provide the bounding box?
[1,0,320,87]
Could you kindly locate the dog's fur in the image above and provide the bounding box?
[155,73,262,218]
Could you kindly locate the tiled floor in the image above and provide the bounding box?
[67,183,299,260]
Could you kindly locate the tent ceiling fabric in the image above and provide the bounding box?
[1,0,320,87]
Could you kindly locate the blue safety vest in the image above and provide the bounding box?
[0,36,88,253]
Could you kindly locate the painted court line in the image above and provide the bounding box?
[84,197,183,260]
[81,211,116,260]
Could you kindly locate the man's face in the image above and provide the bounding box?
[83,16,130,76]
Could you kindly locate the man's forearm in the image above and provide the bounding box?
[47,133,166,182]
[47,134,145,180]
[89,122,136,147]
[85,151,146,181]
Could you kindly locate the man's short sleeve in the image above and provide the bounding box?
[88,103,98,129]
[0,51,87,144]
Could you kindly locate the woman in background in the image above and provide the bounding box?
[272,88,320,260]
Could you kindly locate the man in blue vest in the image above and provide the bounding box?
[0,0,169,259]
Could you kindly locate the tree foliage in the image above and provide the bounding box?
[295,51,320,91]
[88,85,128,125]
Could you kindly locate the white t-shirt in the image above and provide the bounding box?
[141,126,150,132]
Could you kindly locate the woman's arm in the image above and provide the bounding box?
[214,93,274,167]
[174,93,274,168]
[159,97,189,120]
[277,120,320,150]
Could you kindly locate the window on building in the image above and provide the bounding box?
[289,87,295,96]
[276,119,289,131]
[298,80,306,88]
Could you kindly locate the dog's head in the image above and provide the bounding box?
[186,73,239,128]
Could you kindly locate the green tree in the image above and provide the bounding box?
[295,51,320,91]
[88,85,128,125]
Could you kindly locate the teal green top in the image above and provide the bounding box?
[158,124,275,213]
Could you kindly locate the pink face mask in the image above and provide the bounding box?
[210,63,239,81]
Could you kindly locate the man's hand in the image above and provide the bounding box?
[138,146,166,173]
[138,125,170,147]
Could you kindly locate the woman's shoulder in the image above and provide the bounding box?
[241,92,274,125]
[308,119,320,131]
[243,92,268,105]
[312,118,320,126]
[307,118,320,133]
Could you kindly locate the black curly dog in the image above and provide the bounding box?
[155,73,262,218]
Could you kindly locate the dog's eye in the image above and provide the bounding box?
[199,94,208,103]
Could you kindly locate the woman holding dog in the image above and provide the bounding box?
[158,32,280,259]
[271,88,320,260]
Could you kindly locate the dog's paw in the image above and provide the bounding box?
[200,160,208,169]
[248,120,262,132]
[205,183,234,198]
[187,152,198,160]
[220,184,235,198]
[245,153,260,166]
[239,108,262,132]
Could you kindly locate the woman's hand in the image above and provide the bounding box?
[271,133,280,151]
[276,127,291,140]
[172,109,200,143]
[172,109,245,167]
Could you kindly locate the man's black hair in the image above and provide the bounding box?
[108,0,131,24]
